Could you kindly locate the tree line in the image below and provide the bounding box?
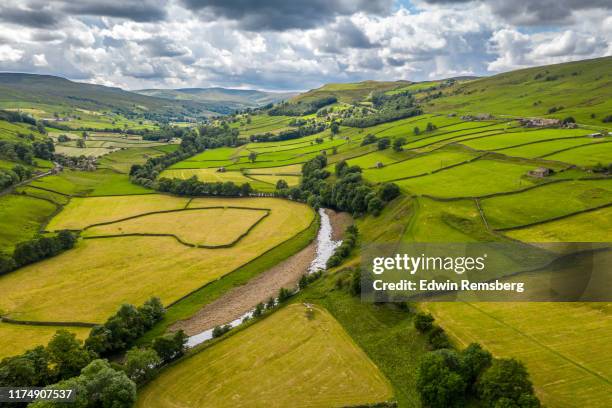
[0,298,187,408]
[276,154,400,217]
[0,230,77,276]
[249,121,326,143]
[268,96,337,116]
[0,164,31,191]
[129,124,239,188]
[341,92,422,128]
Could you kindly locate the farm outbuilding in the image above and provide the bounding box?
[527,167,553,178]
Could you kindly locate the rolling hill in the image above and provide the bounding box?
[0,73,213,119]
[425,56,612,126]
[136,87,297,114]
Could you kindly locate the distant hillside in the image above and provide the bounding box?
[292,80,410,104]
[426,56,612,126]
[0,73,213,119]
[136,87,297,114]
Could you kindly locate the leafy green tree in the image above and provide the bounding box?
[379,183,400,202]
[46,330,96,380]
[330,122,340,136]
[278,287,293,302]
[124,348,160,384]
[459,343,492,386]
[417,350,467,408]
[360,133,377,146]
[414,126,420,135]
[248,151,257,163]
[377,137,390,150]
[76,139,86,148]
[367,196,384,215]
[428,326,451,350]
[152,331,187,363]
[276,179,289,190]
[414,312,435,332]
[478,358,540,407]
[252,302,265,317]
[30,359,137,408]
[393,137,406,152]
[426,122,437,132]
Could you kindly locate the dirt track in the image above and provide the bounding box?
[171,209,352,336]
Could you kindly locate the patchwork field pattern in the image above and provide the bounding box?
[137,304,393,408]
[0,196,314,323]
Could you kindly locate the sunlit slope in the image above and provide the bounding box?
[426,56,612,126]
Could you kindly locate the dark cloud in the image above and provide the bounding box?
[0,4,61,28]
[141,37,190,58]
[61,0,168,22]
[318,19,376,53]
[0,0,168,28]
[421,0,612,25]
[181,0,393,31]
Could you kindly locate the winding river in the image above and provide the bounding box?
[186,208,341,348]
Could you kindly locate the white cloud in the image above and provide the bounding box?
[0,44,24,62]
[32,53,48,66]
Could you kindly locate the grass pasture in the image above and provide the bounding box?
[362,149,478,183]
[395,158,538,198]
[543,141,612,167]
[497,137,606,159]
[99,146,177,173]
[426,302,612,408]
[137,304,393,408]
[0,194,57,253]
[0,323,90,360]
[85,207,269,247]
[0,197,314,323]
[481,179,612,230]
[29,169,152,196]
[460,128,592,151]
[506,206,612,242]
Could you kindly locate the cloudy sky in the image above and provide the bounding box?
[0,0,610,91]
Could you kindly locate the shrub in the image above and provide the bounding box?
[212,325,232,338]
[428,326,452,350]
[278,287,293,302]
[414,312,435,333]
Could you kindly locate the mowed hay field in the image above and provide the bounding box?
[85,207,269,247]
[137,304,393,408]
[0,323,90,360]
[425,302,612,408]
[0,196,314,323]
[47,194,189,230]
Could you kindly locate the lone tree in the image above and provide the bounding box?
[248,152,257,163]
[393,137,406,152]
[330,122,340,136]
[377,138,390,150]
[276,179,289,190]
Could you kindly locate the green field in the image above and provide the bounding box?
[137,304,393,408]
[29,169,152,196]
[98,145,178,173]
[0,194,57,253]
[362,148,478,183]
[481,179,612,229]
[395,158,538,198]
[507,206,612,242]
[498,137,606,159]
[543,142,612,166]
[460,128,592,151]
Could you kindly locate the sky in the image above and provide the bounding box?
[0,0,610,91]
